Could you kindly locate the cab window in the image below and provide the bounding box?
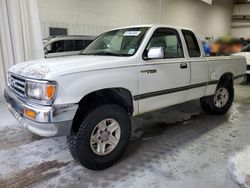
[144,28,184,59]
[182,30,201,57]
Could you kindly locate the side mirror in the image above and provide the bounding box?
[147,47,165,59]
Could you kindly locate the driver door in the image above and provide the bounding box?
[137,28,190,114]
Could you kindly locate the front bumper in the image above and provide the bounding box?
[4,87,78,137]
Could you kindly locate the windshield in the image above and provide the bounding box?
[80,27,149,56]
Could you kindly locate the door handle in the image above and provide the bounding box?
[180,62,188,69]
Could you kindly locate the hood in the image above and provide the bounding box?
[9,55,132,79]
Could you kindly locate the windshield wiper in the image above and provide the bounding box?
[91,52,123,56]
[81,51,129,56]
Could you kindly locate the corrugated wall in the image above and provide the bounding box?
[38,0,233,40]
[231,4,250,38]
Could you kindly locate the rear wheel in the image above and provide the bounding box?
[200,81,234,115]
[67,103,131,170]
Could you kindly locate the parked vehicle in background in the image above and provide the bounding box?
[5,25,246,170]
[235,44,250,82]
[43,35,95,58]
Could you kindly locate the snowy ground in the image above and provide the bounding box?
[228,146,250,188]
[0,85,250,188]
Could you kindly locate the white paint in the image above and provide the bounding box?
[147,47,165,59]
[234,52,250,75]
[190,59,209,99]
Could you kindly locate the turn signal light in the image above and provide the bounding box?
[24,109,36,119]
[46,85,56,100]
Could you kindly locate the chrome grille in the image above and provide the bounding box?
[8,74,26,97]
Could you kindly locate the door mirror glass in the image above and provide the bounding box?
[147,47,165,59]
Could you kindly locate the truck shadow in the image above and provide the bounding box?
[123,100,229,161]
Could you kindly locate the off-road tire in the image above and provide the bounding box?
[67,103,131,170]
[200,81,234,115]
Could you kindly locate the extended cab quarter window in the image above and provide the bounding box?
[182,30,201,57]
[145,28,184,59]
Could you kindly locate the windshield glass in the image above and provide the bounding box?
[80,27,149,56]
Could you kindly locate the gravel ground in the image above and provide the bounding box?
[0,85,250,188]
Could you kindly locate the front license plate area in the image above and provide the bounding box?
[8,105,29,128]
[5,90,24,114]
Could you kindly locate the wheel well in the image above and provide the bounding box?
[218,73,234,86]
[71,88,134,134]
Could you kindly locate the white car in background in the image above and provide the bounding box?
[235,44,250,81]
[43,35,95,58]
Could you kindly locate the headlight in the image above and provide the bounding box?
[26,80,57,102]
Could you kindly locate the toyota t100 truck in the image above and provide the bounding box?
[4,25,246,170]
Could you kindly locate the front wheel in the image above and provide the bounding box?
[200,81,234,115]
[67,103,131,170]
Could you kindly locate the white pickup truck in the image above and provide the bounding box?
[4,25,246,170]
